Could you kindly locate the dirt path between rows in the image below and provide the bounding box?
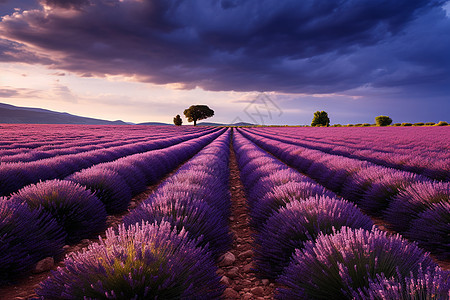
[218,140,276,299]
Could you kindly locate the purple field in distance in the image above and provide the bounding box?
[0,124,449,298]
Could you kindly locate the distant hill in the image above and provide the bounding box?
[0,103,128,125]
[137,122,172,126]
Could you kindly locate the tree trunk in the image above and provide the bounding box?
[193,119,197,126]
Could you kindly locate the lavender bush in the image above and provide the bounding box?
[36,222,224,299]
[66,168,132,214]
[10,180,107,243]
[123,193,231,259]
[385,181,450,233]
[351,266,450,300]
[407,201,450,260]
[0,198,65,284]
[276,227,437,299]
[250,181,336,230]
[254,196,373,279]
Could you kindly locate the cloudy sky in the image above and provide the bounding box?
[1,0,449,125]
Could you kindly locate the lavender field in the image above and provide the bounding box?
[0,124,449,299]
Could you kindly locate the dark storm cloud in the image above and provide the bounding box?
[0,0,449,94]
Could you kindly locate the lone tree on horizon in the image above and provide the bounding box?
[375,115,393,126]
[183,105,214,126]
[173,114,182,126]
[311,111,330,127]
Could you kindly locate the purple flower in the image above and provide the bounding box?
[351,266,450,300]
[66,168,132,214]
[36,222,224,299]
[10,180,107,244]
[254,196,373,279]
[250,181,336,230]
[0,198,66,285]
[123,193,232,259]
[385,180,450,233]
[407,201,450,260]
[276,227,437,299]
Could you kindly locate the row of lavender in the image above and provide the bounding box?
[248,127,449,181]
[0,129,224,285]
[234,131,449,299]
[0,125,210,163]
[240,128,450,260]
[0,127,219,196]
[35,129,233,299]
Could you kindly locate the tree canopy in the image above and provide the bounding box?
[183,105,214,126]
[173,114,182,126]
[375,115,393,126]
[311,111,330,127]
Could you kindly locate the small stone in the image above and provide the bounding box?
[243,292,253,300]
[251,287,265,297]
[33,257,54,274]
[223,288,240,299]
[62,245,70,251]
[269,283,275,287]
[229,216,235,221]
[220,276,231,286]
[227,267,239,278]
[238,249,253,259]
[243,263,253,273]
[81,239,90,244]
[219,252,236,267]
[261,279,270,286]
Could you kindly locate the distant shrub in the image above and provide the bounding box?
[401,122,413,126]
[254,196,373,279]
[331,124,342,127]
[355,123,363,127]
[346,124,354,127]
[362,123,371,126]
[407,202,450,260]
[10,180,107,244]
[425,122,435,126]
[66,168,132,214]
[276,227,437,299]
[413,122,425,126]
[385,181,450,233]
[392,123,402,126]
[375,115,393,126]
[173,114,183,126]
[37,222,223,299]
[0,198,65,285]
[352,266,450,300]
[435,121,449,126]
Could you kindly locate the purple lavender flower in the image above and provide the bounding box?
[123,193,232,259]
[351,266,450,300]
[10,180,107,244]
[97,161,148,195]
[276,227,437,299]
[407,201,450,260]
[66,167,132,214]
[0,198,66,285]
[36,222,224,299]
[254,196,373,279]
[250,181,336,230]
[385,181,450,233]
[359,171,423,216]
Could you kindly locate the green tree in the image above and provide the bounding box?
[173,114,182,126]
[183,105,214,126]
[311,111,330,127]
[375,115,393,126]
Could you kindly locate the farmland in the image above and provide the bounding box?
[0,124,449,299]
